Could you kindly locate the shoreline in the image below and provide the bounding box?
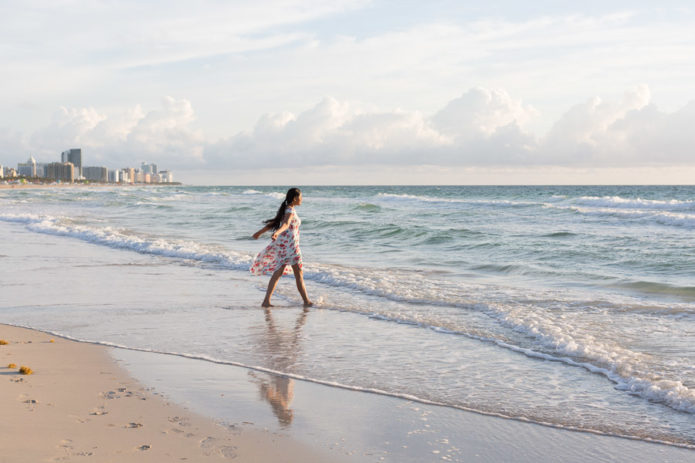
[3,324,693,463]
[0,323,336,462]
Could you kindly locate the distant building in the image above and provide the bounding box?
[17,155,38,177]
[141,162,157,176]
[121,167,136,183]
[45,162,75,183]
[83,166,108,182]
[36,163,48,178]
[3,167,18,178]
[0,164,3,178]
[61,149,82,177]
[158,171,174,183]
[108,169,120,183]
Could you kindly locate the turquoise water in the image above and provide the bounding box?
[1,185,694,447]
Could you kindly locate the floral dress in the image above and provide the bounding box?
[250,207,303,276]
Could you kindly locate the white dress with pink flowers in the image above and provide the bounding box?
[250,207,303,276]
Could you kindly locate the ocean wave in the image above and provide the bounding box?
[541,231,577,238]
[0,212,252,270]
[352,203,382,212]
[609,280,695,299]
[242,189,285,200]
[305,265,695,415]
[574,196,695,212]
[545,204,695,229]
[376,193,538,208]
[484,301,695,415]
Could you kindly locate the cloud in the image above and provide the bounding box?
[25,97,204,168]
[206,88,539,168]
[539,85,695,166]
[207,84,695,170]
[3,85,695,176]
[540,84,651,163]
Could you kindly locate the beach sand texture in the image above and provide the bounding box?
[0,324,330,463]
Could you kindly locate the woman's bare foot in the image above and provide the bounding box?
[262,301,274,308]
[303,300,313,308]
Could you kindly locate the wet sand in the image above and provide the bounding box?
[0,324,334,462]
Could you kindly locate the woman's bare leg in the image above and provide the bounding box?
[292,264,313,307]
[262,265,287,307]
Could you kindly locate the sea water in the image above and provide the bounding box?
[1,185,693,448]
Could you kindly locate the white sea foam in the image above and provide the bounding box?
[482,302,695,414]
[376,193,537,208]
[242,189,285,200]
[0,212,252,270]
[545,204,695,229]
[575,196,695,211]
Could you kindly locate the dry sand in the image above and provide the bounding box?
[0,324,333,463]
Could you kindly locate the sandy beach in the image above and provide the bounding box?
[0,324,333,463]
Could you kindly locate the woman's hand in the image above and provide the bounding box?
[271,231,279,241]
[252,231,262,240]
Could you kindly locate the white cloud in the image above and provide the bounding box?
[25,97,204,168]
[539,85,695,166]
[207,84,695,171]
[431,87,538,138]
[206,88,539,168]
[3,85,695,179]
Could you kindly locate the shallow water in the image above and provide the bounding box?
[1,185,694,447]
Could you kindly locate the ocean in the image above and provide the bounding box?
[1,185,694,450]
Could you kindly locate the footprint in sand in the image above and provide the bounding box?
[137,444,151,451]
[59,439,73,449]
[168,416,191,427]
[221,446,238,458]
[201,437,237,458]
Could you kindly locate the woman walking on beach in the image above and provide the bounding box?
[251,188,313,308]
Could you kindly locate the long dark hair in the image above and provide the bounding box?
[264,188,301,230]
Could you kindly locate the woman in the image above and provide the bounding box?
[251,188,312,308]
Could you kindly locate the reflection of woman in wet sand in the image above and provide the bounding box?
[250,308,308,427]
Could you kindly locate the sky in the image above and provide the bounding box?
[1,0,694,185]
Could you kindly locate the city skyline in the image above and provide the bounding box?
[1,1,694,185]
[3,148,173,184]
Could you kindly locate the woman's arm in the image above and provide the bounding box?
[270,213,292,240]
[252,224,272,239]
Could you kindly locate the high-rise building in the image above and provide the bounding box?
[45,162,75,183]
[3,167,18,178]
[158,171,174,183]
[0,164,3,179]
[141,162,157,176]
[83,166,108,182]
[36,163,47,178]
[61,149,82,176]
[121,167,136,183]
[17,156,38,177]
[108,169,120,183]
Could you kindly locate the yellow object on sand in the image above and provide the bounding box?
[19,366,33,375]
